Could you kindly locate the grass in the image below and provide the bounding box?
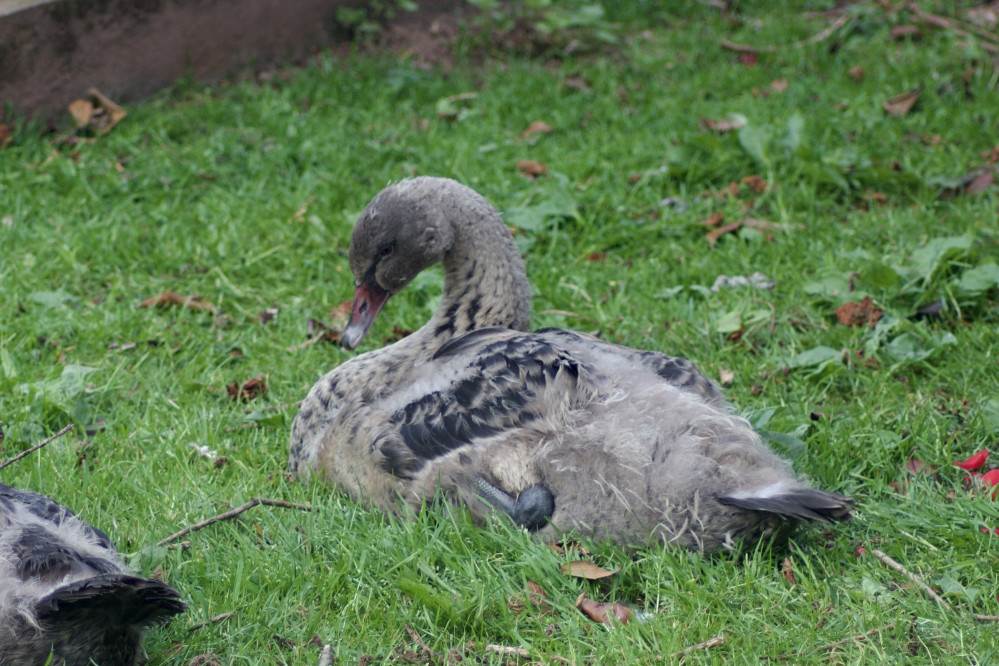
[2,1,999,663]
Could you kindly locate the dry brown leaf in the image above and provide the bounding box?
[890,25,921,39]
[226,375,267,401]
[575,593,632,625]
[517,160,548,178]
[561,560,618,580]
[0,123,12,149]
[847,66,865,81]
[719,368,735,386]
[835,296,883,328]
[586,252,606,263]
[520,120,553,138]
[138,290,217,313]
[965,171,995,195]
[883,87,922,117]
[706,221,743,247]
[698,116,746,133]
[781,557,796,585]
[741,174,768,193]
[703,212,725,228]
[982,146,999,165]
[769,78,788,92]
[564,75,591,92]
[329,298,354,330]
[68,99,94,128]
[742,218,781,232]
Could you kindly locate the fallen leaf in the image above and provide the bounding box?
[517,160,548,178]
[955,449,989,471]
[739,53,757,67]
[703,212,725,228]
[719,368,735,386]
[965,171,995,195]
[742,218,781,232]
[586,252,606,263]
[560,560,618,580]
[706,221,743,247]
[741,174,768,193]
[139,290,217,313]
[883,87,922,118]
[575,593,632,625]
[227,375,267,401]
[564,75,591,92]
[982,146,999,165]
[259,307,278,325]
[68,99,94,128]
[847,66,865,81]
[890,25,921,39]
[698,116,746,133]
[769,78,788,92]
[835,296,883,328]
[0,123,11,149]
[980,469,999,498]
[781,557,796,585]
[520,120,553,138]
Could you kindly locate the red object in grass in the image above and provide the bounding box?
[980,526,999,535]
[981,469,999,498]
[954,449,989,471]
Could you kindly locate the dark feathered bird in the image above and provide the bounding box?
[290,177,853,552]
[0,483,185,666]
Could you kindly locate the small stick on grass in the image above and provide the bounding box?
[404,624,441,662]
[0,424,75,472]
[973,614,999,622]
[870,548,951,611]
[819,623,895,652]
[673,635,724,661]
[188,611,235,632]
[485,644,529,657]
[317,644,333,666]
[157,497,314,547]
[721,14,849,54]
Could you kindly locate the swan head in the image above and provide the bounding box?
[342,179,456,349]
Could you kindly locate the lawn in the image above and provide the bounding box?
[1,1,998,663]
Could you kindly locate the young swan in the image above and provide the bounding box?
[0,484,186,666]
[290,177,852,552]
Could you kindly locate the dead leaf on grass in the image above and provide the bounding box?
[782,557,796,585]
[847,66,866,81]
[741,174,768,193]
[883,87,922,117]
[706,221,744,248]
[68,99,94,128]
[560,560,618,580]
[520,120,553,138]
[259,307,279,325]
[68,88,127,134]
[0,123,12,149]
[890,25,921,39]
[769,78,788,92]
[226,375,267,401]
[698,116,746,133]
[703,212,725,228]
[965,171,995,195]
[575,593,632,625]
[517,160,548,178]
[139,290,217,313]
[719,368,735,386]
[835,296,883,328]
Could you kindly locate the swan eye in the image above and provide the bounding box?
[379,246,393,258]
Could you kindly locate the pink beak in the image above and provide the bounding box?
[340,280,391,350]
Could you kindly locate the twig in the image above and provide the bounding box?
[721,14,849,54]
[403,624,441,662]
[974,614,999,622]
[907,3,997,54]
[870,548,952,610]
[0,424,75,472]
[188,611,235,632]
[674,635,724,661]
[157,497,314,547]
[318,644,333,666]
[819,623,895,651]
[485,644,529,657]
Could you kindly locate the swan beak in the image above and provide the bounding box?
[341,280,391,350]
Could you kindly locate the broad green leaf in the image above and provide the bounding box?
[886,330,956,362]
[956,262,999,294]
[981,397,999,434]
[786,346,841,369]
[29,290,78,308]
[738,123,770,165]
[714,310,743,334]
[783,113,804,152]
[909,236,973,280]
